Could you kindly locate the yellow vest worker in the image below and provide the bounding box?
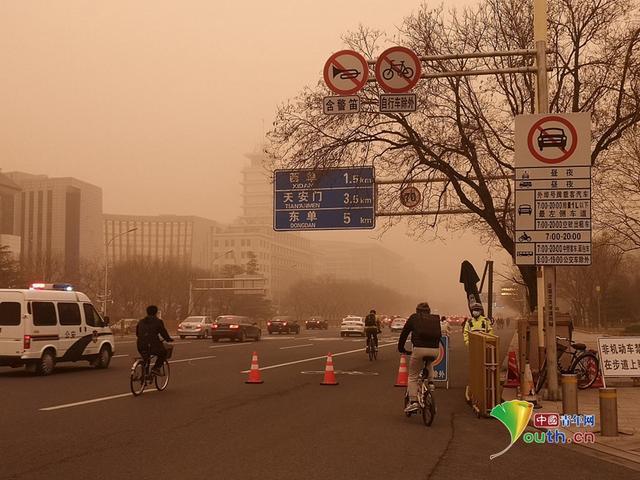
[463,305,493,346]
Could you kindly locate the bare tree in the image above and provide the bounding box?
[268,0,640,310]
[596,126,640,250]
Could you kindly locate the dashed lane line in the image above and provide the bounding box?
[279,344,314,350]
[240,342,396,373]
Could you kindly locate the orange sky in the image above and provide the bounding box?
[1,1,512,314]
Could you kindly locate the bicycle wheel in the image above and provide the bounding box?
[373,346,377,360]
[404,393,412,417]
[382,68,394,80]
[403,66,414,78]
[368,339,374,361]
[422,390,435,426]
[535,360,547,393]
[571,352,598,389]
[130,361,146,396]
[154,361,171,391]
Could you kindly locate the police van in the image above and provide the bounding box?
[0,284,115,375]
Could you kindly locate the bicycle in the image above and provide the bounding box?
[382,61,414,80]
[130,343,173,396]
[365,330,378,361]
[535,336,599,393]
[403,352,436,426]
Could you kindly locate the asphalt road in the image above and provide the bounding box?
[1,326,636,480]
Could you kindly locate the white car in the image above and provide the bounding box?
[340,316,365,337]
[390,317,408,333]
[440,319,452,336]
[178,316,213,339]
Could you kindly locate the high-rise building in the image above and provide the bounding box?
[210,152,313,303]
[104,214,222,270]
[6,172,103,276]
[0,171,21,257]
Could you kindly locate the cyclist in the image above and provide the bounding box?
[364,309,379,352]
[463,303,493,347]
[398,302,442,413]
[136,305,174,375]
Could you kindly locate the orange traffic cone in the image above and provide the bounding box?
[321,353,339,385]
[394,354,408,387]
[504,351,520,388]
[245,351,264,384]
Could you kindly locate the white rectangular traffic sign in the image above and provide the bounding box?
[379,94,417,113]
[514,113,592,266]
[323,96,360,115]
[515,113,591,168]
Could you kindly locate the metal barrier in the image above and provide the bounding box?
[469,332,501,417]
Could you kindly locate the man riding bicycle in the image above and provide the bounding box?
[136,305,174,375]
[364,309,380,352]
[398,302,442,414]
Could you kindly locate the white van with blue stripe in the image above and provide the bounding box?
[0,286,115,375]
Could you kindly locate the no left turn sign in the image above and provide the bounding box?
[375,46,422,93]
[323,50,370,95]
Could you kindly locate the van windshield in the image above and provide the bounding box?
[0,302,20,326]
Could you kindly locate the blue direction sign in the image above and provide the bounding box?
[273,167,375,231]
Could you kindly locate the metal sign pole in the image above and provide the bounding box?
[535,0,560,401]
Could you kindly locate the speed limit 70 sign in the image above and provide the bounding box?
[400,186,421,208]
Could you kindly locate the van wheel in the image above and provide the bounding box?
[94,346,112,369]
[37,350,56,376]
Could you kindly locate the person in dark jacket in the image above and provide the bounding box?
[136,305,173,374]
[398,302,442,413]
[364,309,379,352]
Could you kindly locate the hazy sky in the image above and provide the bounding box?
[1,1,512,314]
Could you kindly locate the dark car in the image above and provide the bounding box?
[537,128,567,151]
[518,204,533,215]
[211,315,261,342]
[267,316,300,334]
[305,316,328,330]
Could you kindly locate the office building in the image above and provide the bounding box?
[104,214,222,270]
[6,172,103,276]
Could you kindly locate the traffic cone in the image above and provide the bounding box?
[504,351,521,388]
[321,353,339,385]
[245,351,264,384]
[394,354,408,387]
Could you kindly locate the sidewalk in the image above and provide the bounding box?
[503,328,640,466]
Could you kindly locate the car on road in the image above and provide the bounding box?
[305,316,328,330]
[211,315,261,342]
[340,316,365,337]
[177,316,214,339]
[0,286,115,375]
[390,317,408,333]
[110,318,137,335]
[267,316,301,334]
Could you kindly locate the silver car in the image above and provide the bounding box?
[178,316,213,339]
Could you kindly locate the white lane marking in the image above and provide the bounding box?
[241,343,396,373]
[40,389,158,411]
[169,355,216,364]
[113,354,129,358]
[209,343,253,349]
[279,344,314,350]
[115,340,137,345]
[263,336,295,340]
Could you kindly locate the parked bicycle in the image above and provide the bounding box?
[382,60,414,80]
[130,342,173,396]
[403,352,436,426]
[535,336,599,393]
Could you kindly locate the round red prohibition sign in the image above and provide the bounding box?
[527,115,578,164]
[323,50,369,95]
[375,46,422,93]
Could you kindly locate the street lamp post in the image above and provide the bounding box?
[103,227,138,317]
